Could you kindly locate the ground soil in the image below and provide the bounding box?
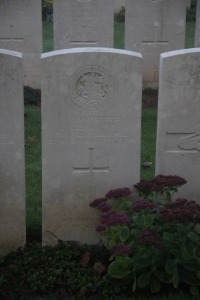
[142,88,158,109]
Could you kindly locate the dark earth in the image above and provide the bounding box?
[142,88,158,109]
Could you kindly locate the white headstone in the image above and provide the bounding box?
[156,49,200,201]
[0,0,42,88]
[53,0,114,49]
[186,0,191,8]
[195,0,200,47]
[115,0,125,12]
[125,0,187,89]
[42,48,142,245]
[0,49,25,256]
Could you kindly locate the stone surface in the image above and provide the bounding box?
[53,0,114,49]
[115,0,125,12]
[0,0,42,88]
[42,48,142,245]
[195,0,200,47]
[156,48,200,201]
[125,0,187,89]
[0,49,25,256]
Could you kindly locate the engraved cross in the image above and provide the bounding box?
[70,25,97,47]
[0,24,23,43]
[73,148,109,203]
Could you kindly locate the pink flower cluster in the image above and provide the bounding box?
[132,199,157,212]
[137,228,164,249]
[160,198,200,223]
[100,211,130,226]
[134,175,187,193]
[105,187,132,199]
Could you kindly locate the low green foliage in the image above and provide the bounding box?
[0,241,130,299]
[90,177,200,296]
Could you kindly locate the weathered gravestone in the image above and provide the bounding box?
[53,0,114,49]
[0,0,42,88]
[125,0,187,89]
[156,49,200,201]
[0,49,25,256]
[195,0,200,47]
[42,48,142,245]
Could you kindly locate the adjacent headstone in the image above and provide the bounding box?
[156,49,200,201]
[186,0,191,8]
[53,0,114,49]
[0,49,25,256]
[195,0,200,47]
[125,0,187,89]
[0,0,42,88]
[115,0,125,12]
[42,48,142,245]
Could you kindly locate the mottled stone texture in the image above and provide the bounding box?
[53,0,114,49]
[156,49,200,201]
[125,0,187,89]
[42,48,142,245]
[0,49,25,256]
[0,0,42,88]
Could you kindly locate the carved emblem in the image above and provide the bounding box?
[178,130,200,151]
[69,66,114,111]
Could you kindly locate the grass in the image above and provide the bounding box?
[25,106,42,240]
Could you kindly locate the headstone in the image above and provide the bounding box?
[42,48,142,245]
[0,0,42,88]
[156,49,200,201]
[115,0,125,12]
[125,0,187,89]
[186,0,191,8]
[0,49,25,256]
[53,0,114,49]
[195,0,200,47]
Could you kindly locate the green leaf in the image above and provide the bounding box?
[108,260,132,279]
[166,259,178,274]
[197,272,200,280]
[119,226,129,243]
[149,277,161,293]
[108,256,133,279]
[172,268,179,288]
[132,276,137,292]
[134,255,151,270]
[138,272,152,288]
[182,246,194,261]
[187,232,199,244]
[163,233,179,247]
[155,270,172,284]
[179,266,199,285]
[180,257,200,272]
[190,286,199,297]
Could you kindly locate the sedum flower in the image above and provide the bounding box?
[133,199,157,212]
[134,175,187,193]
[160,198,200,223]
[100,210,130,226]
[98,202,112,212]
[90,197,107,209]
[105,187,132,199]
[137,228,164,249]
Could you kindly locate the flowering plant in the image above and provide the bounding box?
[90,176,200,296]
